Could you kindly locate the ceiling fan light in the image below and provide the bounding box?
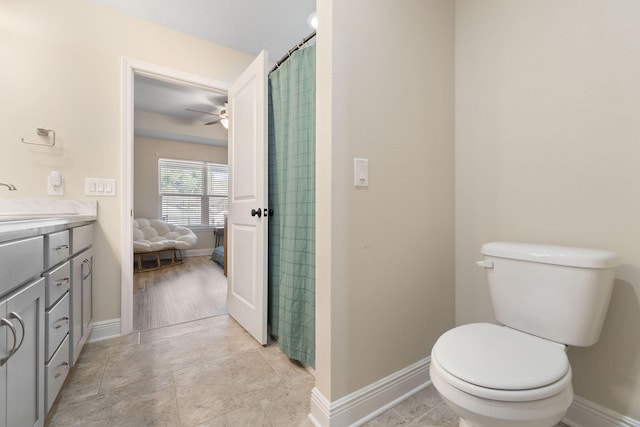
[307,12,318,29]
[221,118,229,129]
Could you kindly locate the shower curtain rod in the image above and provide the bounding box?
[270,31,316,74]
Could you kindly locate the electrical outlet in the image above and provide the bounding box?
[47,174,64,196]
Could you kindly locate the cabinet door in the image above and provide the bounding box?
[70,253,83,366]
[81,250,93,335]
[5,278,45,427]
[70,249,93,367]
[0,299,7,427]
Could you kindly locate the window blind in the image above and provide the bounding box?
[158,158,228,227]
[207,163,229,227]
[159,159,203,195]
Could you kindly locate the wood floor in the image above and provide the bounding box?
[133,255,227,330]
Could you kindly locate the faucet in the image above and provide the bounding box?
[0,182,17,191]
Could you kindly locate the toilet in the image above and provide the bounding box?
[429,242,620,427]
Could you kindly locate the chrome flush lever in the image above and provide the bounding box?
[475,260,494,269]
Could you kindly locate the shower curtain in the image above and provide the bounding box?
[268,42,316,368]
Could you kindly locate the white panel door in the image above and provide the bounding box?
[227,50,268,344]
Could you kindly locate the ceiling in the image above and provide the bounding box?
[87,0,316,62]
[134,75,229,121]
[88,0,316,146]
[133,65,230,146]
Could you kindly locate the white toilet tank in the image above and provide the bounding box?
[480,242,620,347]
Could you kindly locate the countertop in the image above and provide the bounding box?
[0,199,98,243]
[0,215,97,243]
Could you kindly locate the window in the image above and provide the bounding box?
[159,158,228,227]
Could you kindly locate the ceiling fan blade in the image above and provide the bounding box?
[186,108,220,117]
[204,118,221,125]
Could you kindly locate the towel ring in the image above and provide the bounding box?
[21,128,56,147]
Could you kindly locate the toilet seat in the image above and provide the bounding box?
[431,323,572,402]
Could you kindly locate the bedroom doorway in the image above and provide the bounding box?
[121,58,232,334]
[131,73,230,330]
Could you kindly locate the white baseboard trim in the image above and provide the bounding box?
[307,356,640,427]
[184,248,214,257]
[309,357,430,427]
[88,318,122,342]
[564,395,640,427]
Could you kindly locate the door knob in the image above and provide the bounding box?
[251,208,262,218]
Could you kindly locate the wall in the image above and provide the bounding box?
[456,0,640,420]
[134,136,228,250]
[316,0,455,400]
[0,0,253,322]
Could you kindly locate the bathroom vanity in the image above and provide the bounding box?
[0,203,96,427]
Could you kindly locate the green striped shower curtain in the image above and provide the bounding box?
[268,43,316,368]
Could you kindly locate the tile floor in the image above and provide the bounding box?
[46,315,568,427]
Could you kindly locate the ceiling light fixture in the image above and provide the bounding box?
[307,12,317,29]
[220,104,229,129]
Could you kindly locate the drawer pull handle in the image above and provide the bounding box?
[8,312,25,357]
[55,244,69,251]
[54,362,70,378]
[53,317,70,329]
[0,318,17,366]
[82,258,93,280]
[55,277,70,286]
[83,258,92,280]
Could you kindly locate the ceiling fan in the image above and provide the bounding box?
[186,106,229,129]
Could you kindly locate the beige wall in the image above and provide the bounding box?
[134,136,228,250]
[456,0,640,419]
[316,0,455,400]
[0,0,253,321]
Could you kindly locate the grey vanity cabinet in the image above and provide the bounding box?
[0,278,45,427]
[0,218,95,422]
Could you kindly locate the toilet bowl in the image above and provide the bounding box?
[428,242,620,427]
[429,323,574,427]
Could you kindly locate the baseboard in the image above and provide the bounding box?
[88,318,121,342]
[564,395,640,427]
[309,357,430,427]
[307,356,640,427]
[184,248,214,257]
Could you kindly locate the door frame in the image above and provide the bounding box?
[120,58,231,335]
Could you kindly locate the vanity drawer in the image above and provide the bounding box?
[46,335,70,413]
[46,293,70,361]
[46,230,70,269]
[0,236,44,298]
[71,224,94,254]
[44,261,70,307]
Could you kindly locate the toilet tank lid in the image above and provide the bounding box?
[481,242,621,269]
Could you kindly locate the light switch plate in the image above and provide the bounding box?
[85,178,116,196]
[354,158,369,187]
